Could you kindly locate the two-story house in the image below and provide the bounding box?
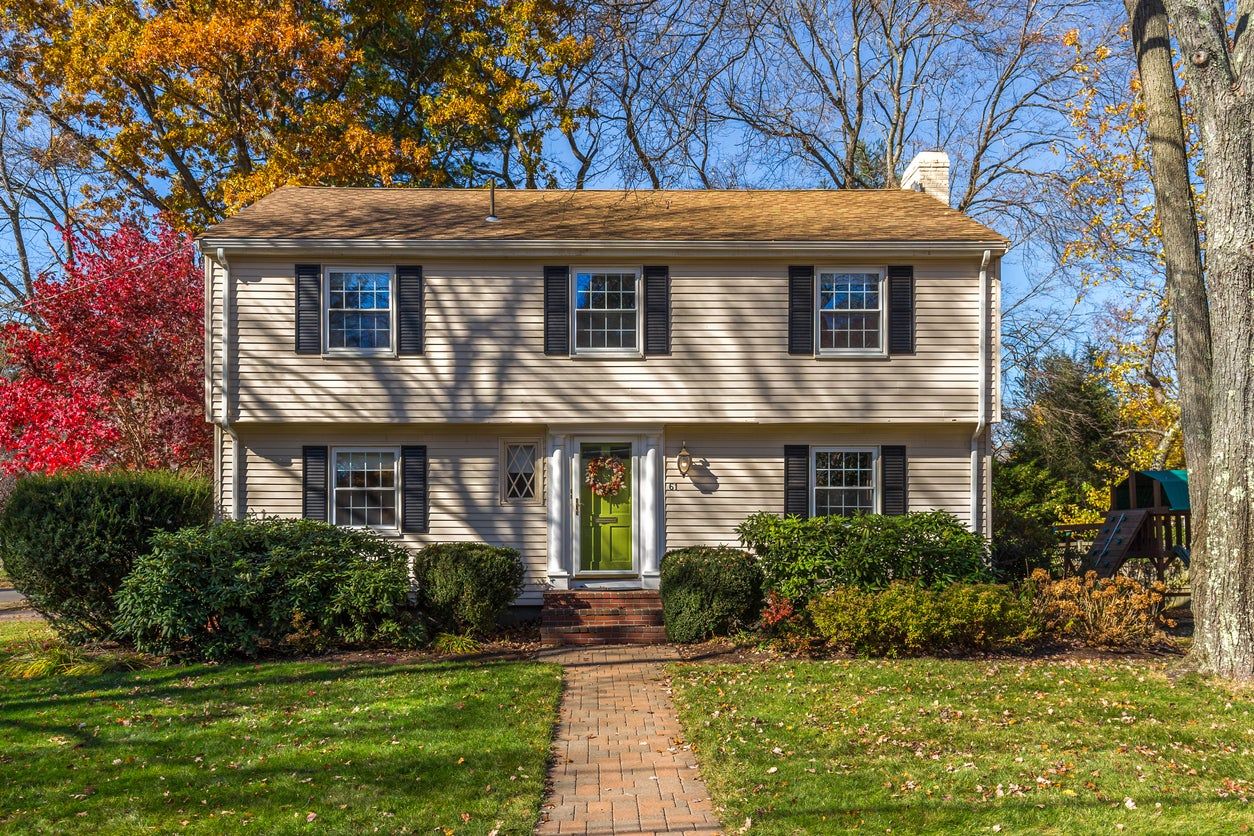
[199,151,1004,616]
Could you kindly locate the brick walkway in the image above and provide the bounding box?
[535,645,723,835]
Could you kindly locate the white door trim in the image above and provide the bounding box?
[545,430,662,589]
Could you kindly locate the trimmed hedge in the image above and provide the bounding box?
[114,517,423,660]
[736,510,990,601]
[0,471,212,641]
[659,546,762,643]
[413,543,525,636]
[808,582,1038,657]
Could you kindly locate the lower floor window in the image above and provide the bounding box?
[333,449,398,529]
[813,447,877,516]
[502,441,540,502]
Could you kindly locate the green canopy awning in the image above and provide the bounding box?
[1113,469,1190,511]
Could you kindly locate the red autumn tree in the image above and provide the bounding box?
[0,222,209,474]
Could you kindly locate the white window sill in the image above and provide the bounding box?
[322,349,397,359]
[813,351,889,360]
[569,351,645,360]
[336,524,404,538]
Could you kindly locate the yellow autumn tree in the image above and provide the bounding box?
[1059,25,1192,501]
[0,0,590,230]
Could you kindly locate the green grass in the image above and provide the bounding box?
[672,659,1254,834]
[0,618,53,647]
[0,619,561,834]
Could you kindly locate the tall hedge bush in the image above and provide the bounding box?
[0,470,211,641]
[659,546,762,642]
[115,517,423,660]
[413,543,525,636]
[736,510,990,601]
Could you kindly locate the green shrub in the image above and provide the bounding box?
[0,471,211,641]
[808,582,1037,657]
[659,546,762,642]
[990,461,1065,581]
[114,517,423,660]
[736,510,990,601]
[413,543,524,636]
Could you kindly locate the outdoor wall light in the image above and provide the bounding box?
[676,442,693,477]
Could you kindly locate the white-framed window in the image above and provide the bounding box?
[331,447,400,530]
[572,268,641,355]
[501,439,542,504]
[816,268,885,355]
[811,446,879,516]
[324,267,395,354]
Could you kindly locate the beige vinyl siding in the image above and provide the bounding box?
[218,429,235,518]
[661,424,979,548]
[220,421,985,605]
[230,424,550,605]
[211,256,988,424]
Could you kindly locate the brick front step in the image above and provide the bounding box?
[541,625,669,645]
[540,589,667,645]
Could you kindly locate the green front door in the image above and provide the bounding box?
[579,442,633,573]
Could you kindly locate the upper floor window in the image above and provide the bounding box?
[812,447,878,516]
[326,269,393,353]
[816,269,884,355]
[573,269,640,355]
[332,448,398,530]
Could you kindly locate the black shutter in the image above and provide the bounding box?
[643,265,670,356]
[401,445,428,533]
[784,444,810,518]
[788,266,814,355]
[302,446,328,521]
[295,264,321,355]
[397,265,424,356]
[544,266,569,356]
[881,445,908,515]
[887,266,915,355]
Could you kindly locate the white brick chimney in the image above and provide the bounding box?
[900,151,950,205]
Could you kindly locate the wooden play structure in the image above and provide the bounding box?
[1058,469,1192,579]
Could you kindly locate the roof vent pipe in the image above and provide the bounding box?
[485,180,499,222]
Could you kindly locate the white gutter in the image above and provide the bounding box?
[216,247,231,428]
[971,249,992,534]
[213,247,243,521]
[199,237,1009,259]
[202,256,213,420]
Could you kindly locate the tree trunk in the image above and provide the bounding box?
[1136,0,1254,679]
[1124,0,1211,485]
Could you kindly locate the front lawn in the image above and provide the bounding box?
[672,658,1254,834]
[0,620,561,834]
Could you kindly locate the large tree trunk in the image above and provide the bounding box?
[1135,0,1254,679]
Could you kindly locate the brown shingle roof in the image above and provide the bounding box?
[201,186,1006,244]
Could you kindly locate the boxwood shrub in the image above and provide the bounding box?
[736,510,990,601]
[114,517,423,660]
[659,546,762,643]
[0,470,212,641]
[808,582,1037,657]
[413,543,525,636]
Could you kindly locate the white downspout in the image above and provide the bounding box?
[216,247,243,521]
[971,249,992,534]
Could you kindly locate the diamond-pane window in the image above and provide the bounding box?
[503,442,539,502]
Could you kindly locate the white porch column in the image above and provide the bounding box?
[639,434,662,588]
[546,434,571,589]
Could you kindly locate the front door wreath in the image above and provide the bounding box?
[584,455,626,498]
